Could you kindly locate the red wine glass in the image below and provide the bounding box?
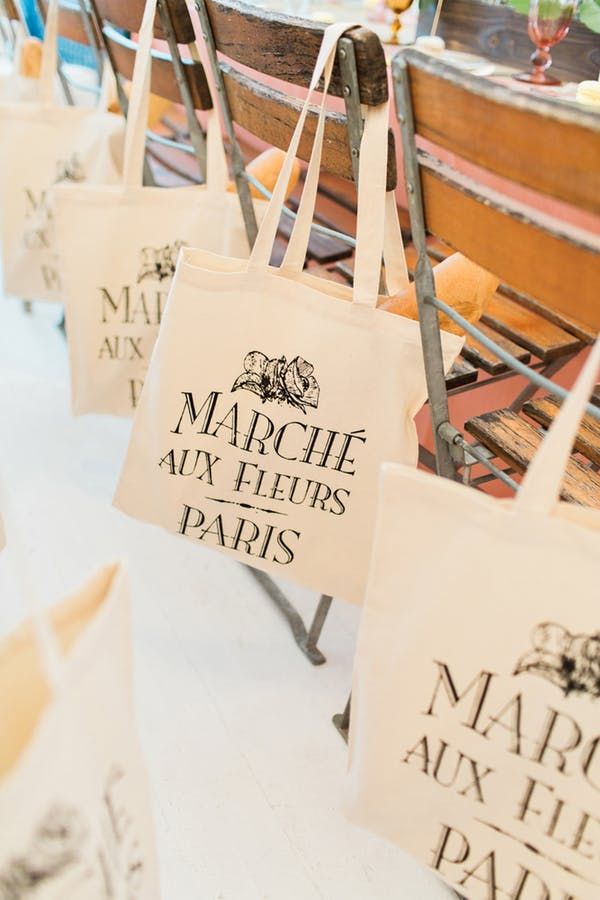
[514,0,577,86]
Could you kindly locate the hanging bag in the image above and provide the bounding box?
[0,483,160,898]
[0,0,124,304]
[345,341,600,898]
[52,0,265,417]
[113,23,463,604]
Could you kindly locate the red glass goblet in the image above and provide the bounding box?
[514,0,577,86]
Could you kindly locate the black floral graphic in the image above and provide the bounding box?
[0,805,86,899]
[137,241,183,283]
[515,622,600,699]
[232,351,320,413]
[54,153,85,185]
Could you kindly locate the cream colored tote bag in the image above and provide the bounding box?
[345,341,600,899]
[114,24,463,604]
[53,0,264,418]
[0,501,159,898]
[0,0,124,304]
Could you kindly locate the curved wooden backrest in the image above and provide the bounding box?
[418,0,600,85]
[203,0,396,188]
[93,0,195,44]
[404,51,600,215]
[394,49,600,328]
[102,23,211,108]
[38,0,96,45]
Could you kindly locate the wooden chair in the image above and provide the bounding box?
[398,0,597,417]
[90,0,212,179]
[194,0,398,663]
[418,0,600,84]
[392,48,600,500]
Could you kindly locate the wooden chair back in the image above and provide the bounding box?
[200,0,396,190]
[92,0,211,108]
[418,0,600,84]
[394,48,600,329]
[37,0,97,46]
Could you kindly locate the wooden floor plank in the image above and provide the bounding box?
[462,322,531,375]
[466,408,600,507]
[524,395,600,467]
[481,293,583,361]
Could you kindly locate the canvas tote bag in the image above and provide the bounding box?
[114,23,463,605]
[0,0,124,304]
[345,341,600,898]
[53,0,266,418]
[0,490,160,898]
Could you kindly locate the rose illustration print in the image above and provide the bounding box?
[137,241,183,284]
[515,622,600,699]
[54,154,85,185]
[0,805,86,898]
[232,351,320,414]
[0,767,147,899]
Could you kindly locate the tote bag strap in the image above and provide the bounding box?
[383,189,410,295]
[516,337,600,516]
[0,471,63,694]
[248,23,408,308]
[123,0,228,190]
[247,23,352,272]
[284,135,408,298]
[39,0,59,105]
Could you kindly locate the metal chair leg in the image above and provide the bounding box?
[333,693,351,742]
[246,568,331,666]
[300,594,333,659]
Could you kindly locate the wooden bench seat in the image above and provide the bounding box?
[465,408,600,506]
[523,394,600,467]
[481,293,583,362]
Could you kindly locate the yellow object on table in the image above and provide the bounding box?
[108,80,173,127]
[576,80,600,108]
[227,147,301,201]
[381,253,499,335]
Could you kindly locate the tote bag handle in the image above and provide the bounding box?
[248,23,409,306]
[39,0,114,111]
[284,99,409,301]
[123,0,228,190]
[39,0,59,105]
[516,337,600,516]
[0,472,63,694]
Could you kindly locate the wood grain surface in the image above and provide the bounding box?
[524,394,600,466]
[205,0,388,106]
[466,408,600,506]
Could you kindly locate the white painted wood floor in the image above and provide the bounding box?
[0,297,453,900]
